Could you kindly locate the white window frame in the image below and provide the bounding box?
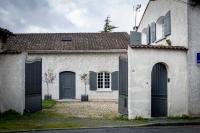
[142,28,147,44]
[156,16,165,42]
[97,71,112,91]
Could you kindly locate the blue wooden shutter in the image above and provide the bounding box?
[164,11,171,36]
[89,71,97,90]
[119,55,128,95]
[111,71,119,90]
[146,25,151,45]
[151,22,156,43]
[130,31,141,45]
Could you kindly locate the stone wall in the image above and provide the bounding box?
[0,53,26,114]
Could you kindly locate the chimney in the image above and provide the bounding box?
[130,31,141,45]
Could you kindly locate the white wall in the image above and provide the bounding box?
[0,53,26,114]
[187,3,200,116]
[138,0,188,47]
[28,53,123,100]
[128,47,188,119]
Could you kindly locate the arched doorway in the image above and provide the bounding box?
[59,71,75,99]
[151,63,167,117]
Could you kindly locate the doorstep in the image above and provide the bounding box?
[56,99,80,102]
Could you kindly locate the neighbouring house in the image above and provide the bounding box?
[122,0,200,119]
[6,32,129,101]
[0,28,26,114]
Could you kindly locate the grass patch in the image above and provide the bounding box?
[134,116,148,121]
[0,110,82,131]
[133,116,149,124]
[167,114,194,120]
[113,114,128,121]
[0,110,149,131]
[42,99,56,109]
[41,122,83,128]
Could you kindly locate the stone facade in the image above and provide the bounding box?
[127,0,197,119]
[187,2,200,116]
[128,47,188,118]
[138,0,188,47]
[28,52,125,100]
[0,53,26,114]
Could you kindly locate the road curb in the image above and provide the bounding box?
[1,121,200,133]
[142,121,200,127]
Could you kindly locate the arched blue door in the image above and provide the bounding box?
[59,72,75,99]
[151,63,167,117]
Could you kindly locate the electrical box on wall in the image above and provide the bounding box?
[197,52,200,65]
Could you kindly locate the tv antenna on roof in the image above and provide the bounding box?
[133,2,141,31]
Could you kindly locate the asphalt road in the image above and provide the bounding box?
[18,126,200,133]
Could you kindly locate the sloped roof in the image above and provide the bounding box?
[7,32,129,52]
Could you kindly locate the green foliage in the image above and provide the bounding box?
[166,39,172,46]
[0,110,21,121]
[39,122,83,128]
[113,114,128,121]
[0,111,82,131]
[134,116,147,121]
[103,16,118,32]
[42,99,56,109]
[167,114,193,120]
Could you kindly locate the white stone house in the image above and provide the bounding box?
[0,28,26,114]
[126,0,200,119]
[7,32,129,101]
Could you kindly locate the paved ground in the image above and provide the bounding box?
[49,101,118,118]
[18,126,200,133]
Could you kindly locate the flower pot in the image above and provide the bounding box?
[81,95,88,102]
[44,94,52,100]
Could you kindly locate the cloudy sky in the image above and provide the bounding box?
[0,0,148,33]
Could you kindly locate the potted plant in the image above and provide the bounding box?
[166,39,172,46]
[43,69,56,100]
[80,73,89,101]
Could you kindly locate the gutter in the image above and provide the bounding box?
[27,49,127,54]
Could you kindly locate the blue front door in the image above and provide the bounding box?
[59,72,75,99]
[151,63,167,117]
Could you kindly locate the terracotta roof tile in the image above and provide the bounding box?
[7,32,129,51]
[130,44,188,50]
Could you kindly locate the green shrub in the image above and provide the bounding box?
[166,39,172,46]
[42,99,56,109]
[0,110,21,121]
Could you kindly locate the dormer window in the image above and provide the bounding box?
[61,36,72,42]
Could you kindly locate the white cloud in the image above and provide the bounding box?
[0,0,149,33]
[25,25,50,33]
[48,0,91,29]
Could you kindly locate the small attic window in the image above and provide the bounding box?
[61,36,72,42]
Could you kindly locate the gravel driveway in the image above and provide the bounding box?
[50,101,118,119]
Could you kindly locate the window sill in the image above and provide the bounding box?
[96,89,112,92]
[156,37,166,43]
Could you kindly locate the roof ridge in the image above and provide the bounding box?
[14,32,128,35]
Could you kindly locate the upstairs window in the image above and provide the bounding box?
[156,16,165,41]
[97,72,111,89]
[142,28,147,44]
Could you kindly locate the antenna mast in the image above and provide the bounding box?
[133,2,141,31]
